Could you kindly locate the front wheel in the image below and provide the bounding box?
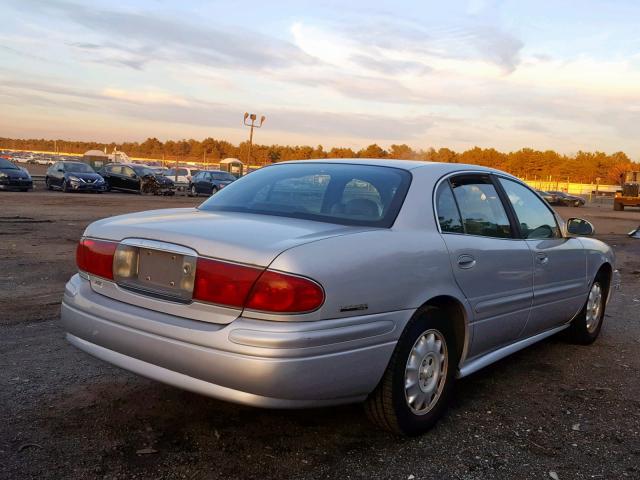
[365,306,457,435]
[45,177,52,190]
[211,186,219,196]
[574,200,581,207]
[565,276,607,345]
[190,185,197,197]
[62,180,70,193]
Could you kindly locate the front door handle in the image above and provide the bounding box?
[457,254,476,269]
[536,252,549,264]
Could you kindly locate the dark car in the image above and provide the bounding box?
[46,161,106,193]
[188,170,237,197]
[99,163,175,195]
[0,158,33,191]
[547,191,586,207]
[535,190,561,205]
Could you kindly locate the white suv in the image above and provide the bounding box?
[165,167,200,184]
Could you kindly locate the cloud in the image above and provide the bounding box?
[11,0,315,71]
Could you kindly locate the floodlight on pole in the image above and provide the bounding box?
[243,112,266,167]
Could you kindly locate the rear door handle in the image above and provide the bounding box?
[457,254,476,269]
[536,252,549,264]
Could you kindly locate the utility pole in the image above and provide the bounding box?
[243,112,266,168]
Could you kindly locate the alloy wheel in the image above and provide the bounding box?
[404,329,448,415]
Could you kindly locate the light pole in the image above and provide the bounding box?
[243,112,266,168]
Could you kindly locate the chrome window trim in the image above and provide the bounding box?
[432,169,562,240]
[432,169,520,240]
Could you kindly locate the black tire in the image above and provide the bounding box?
[45,177,52,190]
[105,182,111,192]
[573,200,581,207]
[62,180,69,193]
[613,201,624,211]
[211,186,219,196]
[190,185,197,197]
[565,272,609,345]
[20,188,28,192]
[364,306,457,435]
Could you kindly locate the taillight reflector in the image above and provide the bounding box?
[245,270,325,313]
[193,258,263,308]
[76,238,117,280]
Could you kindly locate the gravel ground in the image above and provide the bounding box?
[1,191,639,480]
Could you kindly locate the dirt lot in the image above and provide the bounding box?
[1,191,639,480]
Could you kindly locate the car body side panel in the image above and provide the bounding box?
[522,237,588,336]
[578,236,616,286]
[438,234,534,359]
[264,229,467,321]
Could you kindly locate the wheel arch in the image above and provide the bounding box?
[595,261,613,297]
[418,294,471,370]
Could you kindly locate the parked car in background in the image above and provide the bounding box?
[547,190,586,207]
[62,160,618,435]
[45,161,106,193]
[188,169,237,196]
[0,158,33,191]
[535,190,561,205]
[149,166,169,176]
[165,167,200,184]
[98,163,175,195]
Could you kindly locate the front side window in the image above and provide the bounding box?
[435,181,463,233]
[499,178,560,239]
[450,175,512,238]
[199,163,412,227]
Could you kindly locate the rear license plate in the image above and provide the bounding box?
[113,244,196,302]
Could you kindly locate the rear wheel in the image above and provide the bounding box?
[565,274,608,344]
[211,186,219,196]
[365,306,457,435]
[613,201,624,211]
[573,200,581,207]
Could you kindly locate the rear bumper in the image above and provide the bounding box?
[61,274,411,407]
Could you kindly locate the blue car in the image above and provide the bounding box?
[0,158,33,191]
[188,169,237,197]
[46,161,106,193]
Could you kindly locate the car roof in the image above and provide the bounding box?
[276,158,514,176]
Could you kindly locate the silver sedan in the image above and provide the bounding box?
[61,159,619,435]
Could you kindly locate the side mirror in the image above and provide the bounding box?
[57,168,64,172]
[566,218,595,236]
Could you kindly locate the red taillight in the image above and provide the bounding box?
[245,270,325,313]
[76,238,117,280]
[193,258,263,308]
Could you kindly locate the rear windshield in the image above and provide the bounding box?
[199,163,412,227]
[211,172,236,181]
[0,158,18,169]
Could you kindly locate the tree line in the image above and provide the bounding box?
[1,136,637,184]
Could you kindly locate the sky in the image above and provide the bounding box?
[1,0,640,157]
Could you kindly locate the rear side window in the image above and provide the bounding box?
[199,163,412,227]
[498,178,560,239]
[450,175,512,238]
[435,181,463,233]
